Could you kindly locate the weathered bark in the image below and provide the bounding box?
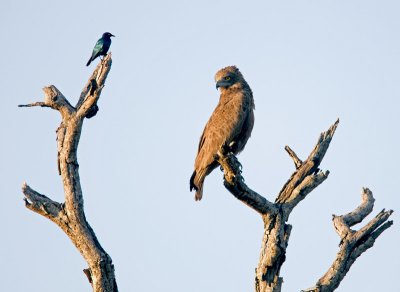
[19,54,118,292]
[217,120,393,292]
[302,188,393,292]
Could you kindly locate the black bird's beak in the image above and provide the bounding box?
[111,34,115,37]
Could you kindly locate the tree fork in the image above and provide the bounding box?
[20,55,118,292]
[217,120,393,292]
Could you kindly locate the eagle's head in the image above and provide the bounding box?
[215,66,243,90]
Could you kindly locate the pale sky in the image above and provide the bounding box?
[1,1,398,291]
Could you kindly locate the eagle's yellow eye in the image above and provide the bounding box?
[225,76,231,81]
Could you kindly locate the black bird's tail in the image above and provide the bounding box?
[86,57,92,66]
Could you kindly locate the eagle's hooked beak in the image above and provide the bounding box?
[216,80,229,90]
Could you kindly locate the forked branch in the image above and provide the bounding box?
[276,119,338,212]
[218,120,392,292]
[303,188,393,292]
[20,55,117,292]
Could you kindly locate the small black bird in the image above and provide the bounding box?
[86,32,115,66]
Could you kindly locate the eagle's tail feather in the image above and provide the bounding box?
[190,169,206,201]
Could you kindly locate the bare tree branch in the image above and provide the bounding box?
[18,102,50,108]
[217,152,278,215]
[303,188,393,292]
[276,119,339,208]
[19,85,76,120]
[284,145,302,169]
[76,60,104,108]
[22,182,62,220]
[20,53,117,292]
[217,120,392,292]
[284,170,330,212]
[218,121,339,292]
[341,187,375,226]
[76,55,112,119]
[354,208,393,242]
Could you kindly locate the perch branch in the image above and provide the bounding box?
[20,54,117,292]
[76,59,105,108]
[303,188,393,292]
[217,152,277,215]
[219,121,338,292]
[76,54,112,119]
[215,118,392,292]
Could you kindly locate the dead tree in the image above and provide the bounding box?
[19,54,118,292]
[217,120,393,292]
